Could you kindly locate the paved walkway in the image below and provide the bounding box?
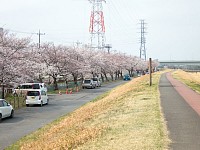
[159,72,200,150]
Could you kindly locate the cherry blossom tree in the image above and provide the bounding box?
[0,30,30,98]
[36,43,66,90]
[19,44,48,83]
[0,29,160,95]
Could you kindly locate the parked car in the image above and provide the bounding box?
[26,90,49,107]
[92,77,101,87]
[82,79,96,89]
[123,74,131,81]
[0,99,14,122]
[14,83,47,96]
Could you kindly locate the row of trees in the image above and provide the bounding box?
[0,30,159,96]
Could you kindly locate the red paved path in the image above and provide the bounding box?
[166,72,200,116]
[160,72,200,150]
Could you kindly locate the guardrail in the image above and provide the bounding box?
[6,94,26,109]
[183,69,200,72]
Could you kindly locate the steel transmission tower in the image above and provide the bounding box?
[89,0,106,50]
[139,20,147,60]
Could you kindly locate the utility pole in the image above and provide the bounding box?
[75,40,82,48]
[139,20,147,60]
[105,44,112,54]
[37,30,45,49]
[149,58,152,86]
[89,0,106,50]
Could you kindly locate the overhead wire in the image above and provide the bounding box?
[8,29,37,35]
[106,0,137,50]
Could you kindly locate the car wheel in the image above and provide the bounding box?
[40,101,43,107]
[10,110,14,118]
[26,104,29,107]
[0,114,2,122]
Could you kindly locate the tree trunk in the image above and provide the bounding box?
[115,71,117,80]
[73,73,78,87]
[128,70,131,76]
[120,71,123,79]
[110,73,114,81]
[74,77,78,87]
[101,74,104,82]
[48,75,51,85]
[39,74,43,83]
[131,67,134,77]
[117,70,120,79]
[104,73,109,82]
[1,84,5,99]
[53,77,58,91]
[65,80,69,89]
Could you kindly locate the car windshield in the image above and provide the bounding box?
[84,80,91,83]
[92,78,97,81]
[20,84,40,89]
[32,84,40,89]
[27,91,40,96]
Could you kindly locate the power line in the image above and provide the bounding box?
[6,28,45,48]
[8,29,37,35]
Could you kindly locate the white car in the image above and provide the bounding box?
[92,77,101,87]
[26,90,49,107]
[0,99,14,122]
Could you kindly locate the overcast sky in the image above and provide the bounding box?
[0,0,200,61]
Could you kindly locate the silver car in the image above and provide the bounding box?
[0,99,14,122]
[92,77,101,87]
[82,79,96,89]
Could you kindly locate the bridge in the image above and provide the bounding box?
[159,60,200,70]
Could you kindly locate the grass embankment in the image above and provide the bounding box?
[172,70,200,93]
[7,71,170,150]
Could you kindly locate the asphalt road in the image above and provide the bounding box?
[0,80,125,150]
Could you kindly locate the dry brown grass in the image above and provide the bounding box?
[75,72,170,150]
[7,71,170,150]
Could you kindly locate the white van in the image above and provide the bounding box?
[14,83,47,96]
[26,90,49,107]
